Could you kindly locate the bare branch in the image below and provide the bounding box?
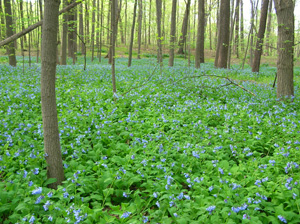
[0,0,84,47]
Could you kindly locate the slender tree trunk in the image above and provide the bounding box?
[99,0,103,62]
[41,0,65,190]
[27,2,32,66]
[68,0,77,63]
[240,0,244,52]
[234,0,239,58]
[96,0,100,58]
[148,0,151,45]
[178,0,191,54]
[85,0,89,46]
[249,0,258,67]
[252,0,269,72]
[106,0,110,50]
[124,0,127,45]
[168,0,177,67]
[137,0,142,59]
[216,0,230,68]
[127,0,137,67]
[274,0,294,99]
[111,0,117,93]
[265,0,272,56]
[156,0,163,67]
[209,0,212,50]
[19,0,26,44]
[227,0,236,69]
[91,0,95,61]
[0,0,5,40]
[61,0,68,65]
[214,0,220,67]
[195,0,205,68]
[4,0,16,66]
[79,3,84,54]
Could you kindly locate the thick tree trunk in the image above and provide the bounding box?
[177,0,191,54]
[156,0,163,66]
[195,0,205,68]
[41,0,65,190]
[137,0,142,59]
[274,0,294,99]
[127,0,137,67]
[4,0,17,66]
[252,0,269,73]
[216,0,230,68]
[168,0,176,67]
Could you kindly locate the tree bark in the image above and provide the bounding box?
[91,0,96,61]
[168,0,177,67]
[274,0,294,99]
[4,0,17,66]
[137,0,142,59]
[156,0,163,66]
[216,0,230,68]
[128,0,137,67]
[234,0,239,58]
[111,0,117,94]
[41,0,65,190]
[0,0,83,48]
[177,0,191,54]
[61,0,68,65]
[148,0,151,45]
[79,3,85,54]
[265,0,272,56]
[240,0,244,52]
[252,0,269,73]
[67,0,77,63]
[195,0,205,68]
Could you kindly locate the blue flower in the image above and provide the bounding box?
[29,215,35,223]
[121,211,131,218]
[123,192,129,198]
[153,192,158,198]
[35,195,44,204]
[206,205,216,214]
[47,191,53,198]
[23,170,28,178]
[43,201,51,211]
[278,215,287,223]
[142,216,148,223]
[156,201,160,208]
[48,216,53,221]
[33,168,39,175]
[32,187,42,195]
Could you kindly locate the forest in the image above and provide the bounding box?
[0,0,300,223]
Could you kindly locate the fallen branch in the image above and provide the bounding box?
[0,0,83,47]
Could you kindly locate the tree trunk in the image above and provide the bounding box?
[148,0,151,45]
[85,0,89,45]
[91,0,96,61]
[252,0,269,73]
[41,0,65,190]
[234,0,239,58]
[240,0,244,52]
[111,0,117,93]
[177,0,191,54]
[127,0,137,67]
[0,0,5,40]
[214,0,220,67]
[79,3,85,54]
[124,0,127,45]
[156,0,163,66]
[137,0,142,59]
[195,0,205,68]
[265,0,272,56]
[68,0,77,63]
[4,0,17,66]
[216,0,230,68]
[168,0,176,67]
[208,0,212,50]
[61,0,68,65]
[19,0,26,44]
[274,0,294,99]
[99,0,103,62]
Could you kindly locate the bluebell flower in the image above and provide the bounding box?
[173,213,178,217]
[47,191,53,198]
[156,201,160,208]
[209,186,214,192]
[142,216,148,223]
[35,195,44,204]
[48,215,53,221]
[121,211,131,218]
[29,215,35,223]
[153,192,158,198]
[293,193,297,199]
[23,170,28,178]
[32,187,42,195]
[218,167,224,174]
[123,192,129,198]
[278,215,287,223]
[43,201,51,211]
[206,205,216,214]
[63,192,69,198]
[33,168,39,175]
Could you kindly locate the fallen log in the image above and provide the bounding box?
[0,0,83,47]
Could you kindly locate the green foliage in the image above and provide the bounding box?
[0,59,300,223]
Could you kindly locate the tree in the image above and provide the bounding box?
[127,0,137,67]
[41,0,65,189]
[61,0,68,65]
[234,0,240,58]
[111,0,117,94]
[137,0,142,59]
[240,0,244,52]
[215,0,230,68]
[274,0,294,98]
[252,0,269,73]
[156,0,163,66]
[4,0,17,66]
[67,0,77,64]
[195,0,205,68]
[177,0,191,54]
[168,0,176,67]
[265,0,273,56]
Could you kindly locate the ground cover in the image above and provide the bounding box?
[1,58,300,223]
